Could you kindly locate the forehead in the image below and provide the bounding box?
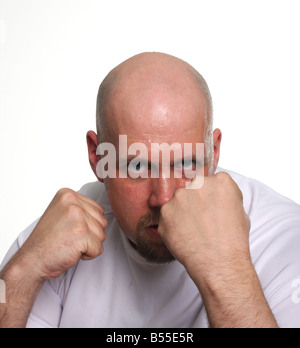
[104,73,207,146]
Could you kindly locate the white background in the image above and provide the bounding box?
[0,0,300,263]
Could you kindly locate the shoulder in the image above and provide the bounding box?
[219,168,300,327]
[218,167,300,222]
[78,181,113,215]
[219,168,300,261]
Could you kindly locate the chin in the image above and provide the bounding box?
[135,232,175,264]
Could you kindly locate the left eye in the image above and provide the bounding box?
[182,159,196,170]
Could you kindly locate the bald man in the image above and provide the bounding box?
[1,53,300,328]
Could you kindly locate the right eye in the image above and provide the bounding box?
[128,161,144,172]
[127,161,148,178]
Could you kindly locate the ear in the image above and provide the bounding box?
[212,128,222,173]
[86,131,104,183]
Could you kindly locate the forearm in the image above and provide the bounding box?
[187,258,278,328]
[0,252,45,328]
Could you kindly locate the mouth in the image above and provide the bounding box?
[147,224,161,239]
[150,224,159,229]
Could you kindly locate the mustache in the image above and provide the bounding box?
[137,210,161,230]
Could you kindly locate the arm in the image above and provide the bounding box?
[0,188,107,328]
[0,253,45,328]
[159,172,278,328]
[187,253,278,328]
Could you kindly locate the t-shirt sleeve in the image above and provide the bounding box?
[240,176,300,328]
[0,219,39,271]
[269,263,300,328]
[256,222,300,328]
[226,170,300,328]
[0,239,20,272]
[26,281,63,328]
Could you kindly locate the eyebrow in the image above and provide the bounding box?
[118,155,149,163]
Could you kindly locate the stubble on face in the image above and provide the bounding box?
[133,210,175,264]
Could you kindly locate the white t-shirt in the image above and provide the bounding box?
[1,169,300,328]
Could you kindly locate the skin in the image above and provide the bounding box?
[0,52,278,328]
[92,53,218,262]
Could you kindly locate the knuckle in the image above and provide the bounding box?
[76,218,89,232]
[101,217,108,229]
[89,240,104,258]
[74,222,89,239]
[216,172,243,201]
[216,171,232,184]
[66,204,85,222]
[95,221,107,240]
[216,172,235,190]
[97,204,105,215]
[57,188,79,205]
[97,243,104,254]
[56,187,72,197]
[101,231,107,242]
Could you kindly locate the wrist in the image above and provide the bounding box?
[2,251,46,298]
[185,255,278,328]
[0,252,46,328]
[184,252,254,295]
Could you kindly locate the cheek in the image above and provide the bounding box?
[117,180,149,208]
[105,179,150,229]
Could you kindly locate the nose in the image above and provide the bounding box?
[148,177,177,208]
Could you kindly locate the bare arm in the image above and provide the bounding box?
[159,172,278,328]
[0,252,45,328]
[188,255,278,328]
[0,188,107,328]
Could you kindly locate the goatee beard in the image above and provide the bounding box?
[133,210,175,264]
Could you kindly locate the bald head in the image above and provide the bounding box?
[96,52,213,144]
